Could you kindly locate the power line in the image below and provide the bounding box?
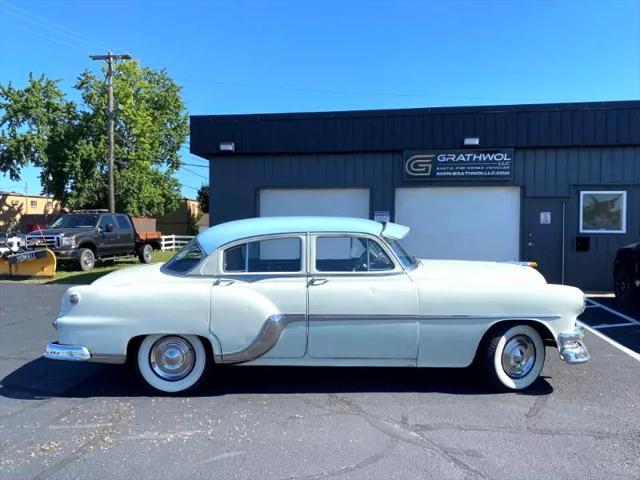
[0,0,120,52]
[179,165,208,180]
[0,18,91,52]
[181,162,209,169]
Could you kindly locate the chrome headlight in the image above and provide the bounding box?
[60,236,76,247]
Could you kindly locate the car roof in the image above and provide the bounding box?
[197,216,389,254]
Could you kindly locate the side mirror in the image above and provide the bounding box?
[105,223,114,233]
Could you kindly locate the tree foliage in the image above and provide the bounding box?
[197,184,209,214]
[0,61,189,217]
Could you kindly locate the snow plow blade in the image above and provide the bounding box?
[0,249,57,278]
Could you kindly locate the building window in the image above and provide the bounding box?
[579,191,627,234]
[46,201,53,209]
[30,200,37,207]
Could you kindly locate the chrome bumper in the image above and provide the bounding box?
[558,326,590,364]
[44,342,91,362]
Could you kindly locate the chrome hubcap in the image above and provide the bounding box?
[501,335,536,379]
[149,336,195,381]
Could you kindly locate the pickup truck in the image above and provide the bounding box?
[613,242,640,303]
[24,210,162,271]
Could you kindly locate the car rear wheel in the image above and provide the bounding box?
[614,265,636,302]
[137,334,209,393]
[482,324,545,391]
[138,244,153,264]
[77,248,95,272]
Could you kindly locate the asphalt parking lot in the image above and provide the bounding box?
[1,284,639,480]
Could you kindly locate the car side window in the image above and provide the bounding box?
[98,215,116,230]
[315,236,394,272]
[116,215,133,231]
[223,237,302,273]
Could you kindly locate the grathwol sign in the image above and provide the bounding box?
[403,149,514,181]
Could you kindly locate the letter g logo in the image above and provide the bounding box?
[405,154,434,176]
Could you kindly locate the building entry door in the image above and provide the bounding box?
[524,198,565,284]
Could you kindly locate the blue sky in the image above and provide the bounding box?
[1,0,639,199]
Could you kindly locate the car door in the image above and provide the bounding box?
[114,214,135,255]
[209,234,308,360]
[96,214,119,257]
[307,234,420,360]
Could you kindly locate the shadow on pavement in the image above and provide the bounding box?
[1,357,553,400]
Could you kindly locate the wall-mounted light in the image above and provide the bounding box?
[463,137,480,146]
[219,142,235,152]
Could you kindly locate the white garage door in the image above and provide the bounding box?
[395,187,520,261]
[259,188,369,218]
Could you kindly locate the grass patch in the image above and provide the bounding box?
[0,250,175,285]
[48,250,175,284]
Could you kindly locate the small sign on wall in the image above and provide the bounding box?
[374,211,390,223]
[540,211,551,224]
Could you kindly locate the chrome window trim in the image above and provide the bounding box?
[218,233,307,276]
[309,232,404,275]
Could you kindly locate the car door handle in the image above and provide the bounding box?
[214,279,235,286]
[309,278,328,286]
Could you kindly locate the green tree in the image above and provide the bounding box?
[0,61,189,217]
[197,184,209,214]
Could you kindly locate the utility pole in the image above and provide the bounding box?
[89,52,132,213]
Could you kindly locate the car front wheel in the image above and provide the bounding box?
[482,324,545,391]
[137,334,209,393]
[77,248,95,272]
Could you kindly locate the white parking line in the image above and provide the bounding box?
[588,323,636,329]
[578,321,640,362]
[586,298,640,326]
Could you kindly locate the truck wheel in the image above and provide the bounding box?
[482,324,545,391]
[138,244,153,264]
[77,248,95,272]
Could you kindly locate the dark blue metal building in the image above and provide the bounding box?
[190,101,640,291]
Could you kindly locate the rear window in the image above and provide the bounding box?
[223,237,302,273]
[162,239,204,274]
[116,215,132,230]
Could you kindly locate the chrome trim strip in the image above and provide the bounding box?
[217,314,306,364]
[214,313,562,364]
[89,353,127,364]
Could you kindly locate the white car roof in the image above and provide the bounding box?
[196,216,409,254]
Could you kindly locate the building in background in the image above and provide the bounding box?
[0,192,61,231]
[156,198,201,235]
[190,101,640,291]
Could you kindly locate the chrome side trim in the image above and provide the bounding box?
[89,353,127,364]
[215,313,563,364]
[216,314,306,364]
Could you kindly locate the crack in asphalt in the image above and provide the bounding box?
[296,394,489,480]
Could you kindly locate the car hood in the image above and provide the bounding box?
[408,259,547,285]
[91,263,170,287]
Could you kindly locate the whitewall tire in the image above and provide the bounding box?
[137,334,209,393]
[483,324,545,391]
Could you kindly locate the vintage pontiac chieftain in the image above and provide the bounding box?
[45,217,590,393]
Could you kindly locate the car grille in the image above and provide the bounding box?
[25,235,60,249]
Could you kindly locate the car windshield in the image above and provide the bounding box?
[49,214,99,229]
[386,239,418,269]
[162,239,205,274]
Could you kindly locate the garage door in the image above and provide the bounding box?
[395,187,520,261]
[259,189,369,218]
